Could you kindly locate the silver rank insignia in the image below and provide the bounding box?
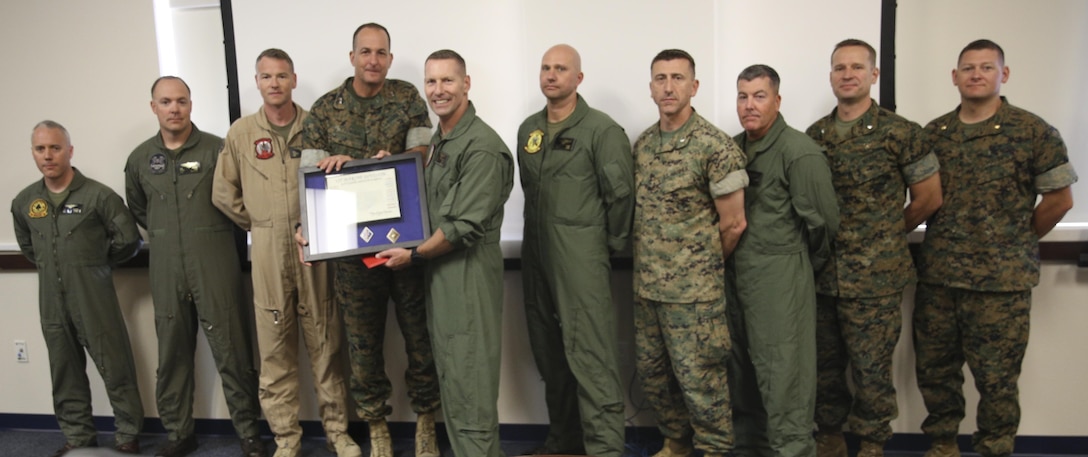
[386,228,401,243]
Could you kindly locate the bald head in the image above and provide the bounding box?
[543,44,582,72]
[539,44,584,105]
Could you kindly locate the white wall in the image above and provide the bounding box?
[1,0,1086,441]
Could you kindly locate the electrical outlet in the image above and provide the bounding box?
[14,340,28,363]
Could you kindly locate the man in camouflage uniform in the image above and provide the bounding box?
[378,49,514,457]
[517,44,634,457]
[805,39,943,457]
[300,23,440,457]
[914,39,1077,457]
[728,64,839,457]
[213,49,361,457]
[632,49,748,457]
[125,76,264,457]
[13,121,144,457]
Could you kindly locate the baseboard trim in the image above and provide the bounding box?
[1,414,1085,454]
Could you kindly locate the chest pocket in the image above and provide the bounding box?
[658,168,703,223]
[833,143,896,186]
[330,128,368,157]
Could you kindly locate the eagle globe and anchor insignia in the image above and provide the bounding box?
[524,129,544,154]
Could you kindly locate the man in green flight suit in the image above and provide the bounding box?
[728,64,839,457]
[125,76,265,457]
[914,39,1077,457]
[13,121,144,457]
[300,23,440,457]
[378,49,514,457]
[517,43,634,457]
[632,49,748,457]
[806,39,943,457]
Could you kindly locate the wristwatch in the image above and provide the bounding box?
[410,247,426,265]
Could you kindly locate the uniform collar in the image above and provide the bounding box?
[153,123,204,152]
[532,93,590,128]
[256,102,304,131]
[739,114,788,157]
[821,99,881,143]
[934,96,1010,140]
[434,102,478,143]
[648,109,702,153]
[34,167,87,195]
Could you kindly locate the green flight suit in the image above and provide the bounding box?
[727,115,839,457]
[12,169,144,447]
[124,126,261,441]
[424,103,513,457]
[517,94,634,456]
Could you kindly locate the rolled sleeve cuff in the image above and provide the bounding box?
[903,153,940,185]
[1035,162,1079,193]
[406,127,432,150]
[710,169,749,198]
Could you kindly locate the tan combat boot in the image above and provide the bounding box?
[652,437,693,457]
[328,432,363,457]
[856,440,884,457]
[368,420,393,457]
[924,438,961,457]
[272,444,301,457]
[815,429,848,457]
[415,412,440,457]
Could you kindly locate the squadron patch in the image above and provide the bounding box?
[150,153,168,174]
[524,129,544,154]
[179,161,201,174]
[61,204,84,215]
[28,199,48,218]
[254,138,274,160]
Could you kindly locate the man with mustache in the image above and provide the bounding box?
[632,49,747,457]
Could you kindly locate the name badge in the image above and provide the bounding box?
[556,137,575,151]
[61,204,84,215]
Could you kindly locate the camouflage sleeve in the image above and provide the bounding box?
[301,99,330,151]
[706,134,747,198]
[405,89,433,150]
[902,153,940,185]
[1031,123,1077,192]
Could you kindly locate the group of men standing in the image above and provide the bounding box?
[11,21,1077,457]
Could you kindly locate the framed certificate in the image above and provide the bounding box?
[299,153,430,262]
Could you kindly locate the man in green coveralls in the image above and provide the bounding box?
[378,49,514,457]
[125,76,265,457]
[213,49,362,457]
[632,49,748,457]
[300,23,440,457]
[805,39,943,457]
[728,64,839,457]
[914,39,1077,457]
[13,121,144,457]
[517,43,634,457]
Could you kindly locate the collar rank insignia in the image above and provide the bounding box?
[29,199,48,218]
[525,129,544,154]
[254,138,274,160]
